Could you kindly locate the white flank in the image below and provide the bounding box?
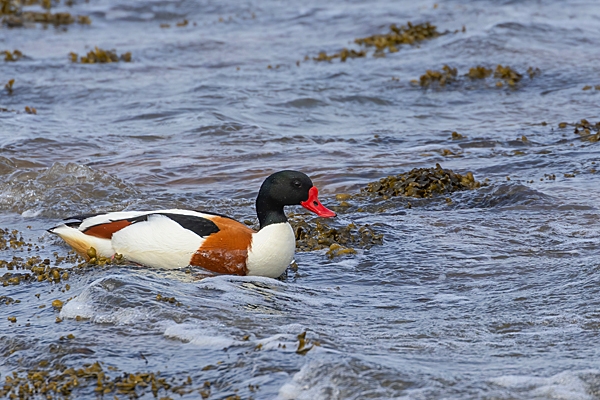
[49,224,115,257]
[246,222,295,278]
[111,213,204,269]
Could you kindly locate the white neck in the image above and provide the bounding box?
[246,222,295,278]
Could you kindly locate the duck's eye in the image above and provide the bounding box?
[292,180,302,188]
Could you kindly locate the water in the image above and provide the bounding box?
[2,0,600,398]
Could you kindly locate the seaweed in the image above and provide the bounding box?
[572,119,600,143]
[465,66,492,79]
[355,21,441,55]
[415,64,539,89]
[493,64,522,87]
[1,0,91,27]
[419,65,457,86]
[0,229,125,287]
[3,49,23,61]
[0,361,199,399]
[5,78,14,94]
[312,48,366,62]
[312,21,444,62]
[290,215,383,257]
[361,163,481,199]
[70,47,132,63]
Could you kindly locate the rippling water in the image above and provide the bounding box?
[2,0,600,398]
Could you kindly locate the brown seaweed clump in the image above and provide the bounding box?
[312,21,442,62]
[312,48,366,62]
[70,47,132,63]
[465,65,492,79]
[419,65,457,87]
[3,49,23,61]
[362,163,481,199]
[0,361,198,399]
[573,119,600,143]
[5,78,14,94]
[416,64,538,89]
[1,0,91,27]
[0,0,19,15]
[290,215,383,258]
[493,64,522,87]
[355,21,441,56]
[0,228,124,287]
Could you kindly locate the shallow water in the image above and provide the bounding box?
[1,0,600,398]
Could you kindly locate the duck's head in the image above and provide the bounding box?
[256,170,336,229]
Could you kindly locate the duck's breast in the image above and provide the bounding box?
[246,222,295,278]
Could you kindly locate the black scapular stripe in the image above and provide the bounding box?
[128,213,220,237]
[63,213,103,227]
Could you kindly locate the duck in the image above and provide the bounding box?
[48,170,336,278]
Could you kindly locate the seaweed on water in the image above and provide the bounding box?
[465,66,492,79]
[0,228,125,287]
[556,119,600,143]
[1,0,91,27]
[493,64,522,87]
[419,65,457,86]
[361,163,481,199]
[355,21,441,55]
[0,361,199,399]
[3,49,23,61]
[571,119,600,143]
[5,78,14,94]
[312,21,445,62]
[416,64,539,89]
[70,47,132,63]
[290,215,383,258]
[312,48,366,62]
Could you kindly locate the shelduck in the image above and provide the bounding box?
[48,170,336,278]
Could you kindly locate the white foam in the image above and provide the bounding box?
[490,370,598,400]
[433,293,470,303]
[277,360,340,400]
[21,209,41,217]
[59,275,153,325]
[163,323,239,348]
[59,277,106,320]
[60,295,95,320]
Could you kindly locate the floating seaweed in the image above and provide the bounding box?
[0,295,20,305]
[493,64,522,87]
[416,64,539,89]
[0,230,126,287]
[572,119,600,143]
[0,361,198,399]
[296,331,319,355]
[156,293,182,306]
[1,0,91,27]
[312,21,443,62]
[361,163,481,199]
[419,65,457,87]
[3,49,23,61]
[465,65,492,79]
[70,47,132,63]
[0,0,18,15]
[355,21,441,56]
[312,48,366,62]
[5,78,14,94]
[290,215,383,257]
